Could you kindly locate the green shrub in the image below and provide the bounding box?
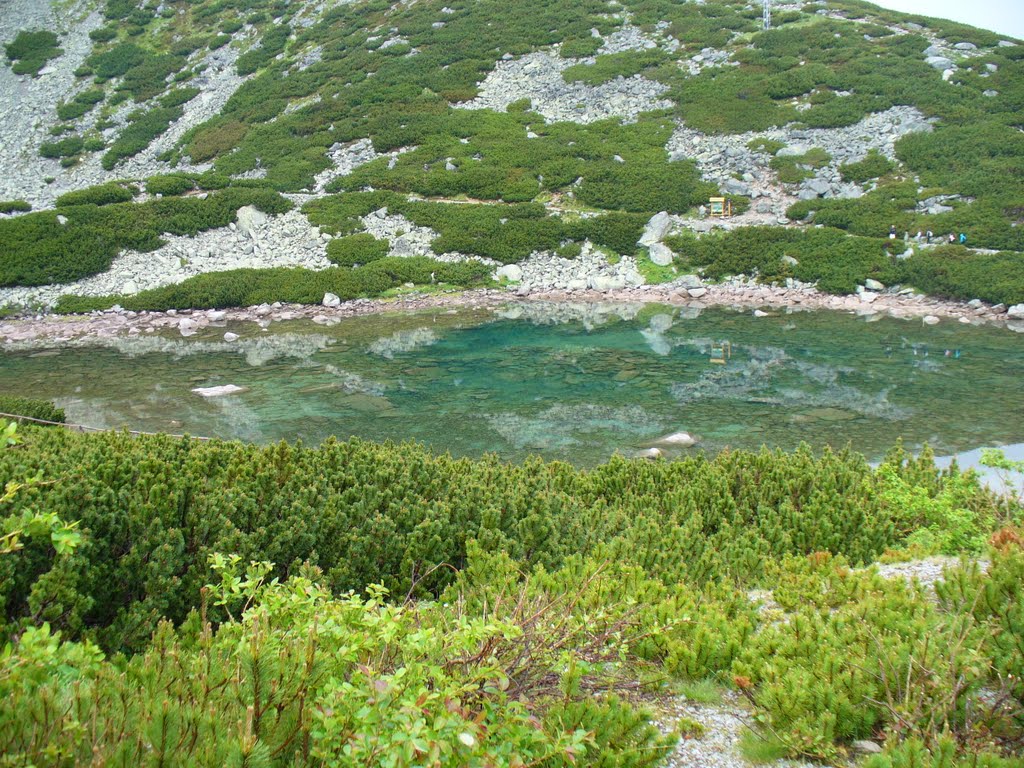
[4,30,62,76]
[771,147,831,184]
[102,106,182,169]
[560,35,602,58]
[325,233,390,266]
[1,189,291,287]
[840,149,895,183]
[88,42,145,80]
[39,136,84,159]
[88,25,117,43]
[0,200,30,214]
[898,246,1024,305]
[0,396,64,424]
[56,182,136,207]
[144,174,196,197]
[55,88,105,121]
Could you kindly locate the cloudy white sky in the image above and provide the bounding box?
[867,0,1024,40]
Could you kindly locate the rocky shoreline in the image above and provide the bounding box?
[2,279,1021,346]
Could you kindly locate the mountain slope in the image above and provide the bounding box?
[1,0,1022,311]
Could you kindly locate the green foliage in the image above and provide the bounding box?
[899,247,1024,306]
[55,88,105,121]
[102,105,183,169]
[0,188,291,287]
[304,193,647,263]
[55,182,136,207]
[325,233,390,266]
[666,225,897,294]
[57,257,490,312]
[145,173,197,197]
[840,149,895,183]
[0,200,30,215]
[39,135,84,159]
[562,51,668,86]
[771,147,831,184]
[0,397,64,424]
[4,30,62,76]
[88,42,145,80]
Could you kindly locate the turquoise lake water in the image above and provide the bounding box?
[1,302,1022,466]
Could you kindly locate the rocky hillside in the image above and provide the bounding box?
[1,0,1022,312]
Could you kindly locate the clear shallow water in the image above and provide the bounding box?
[1,302,1022,466]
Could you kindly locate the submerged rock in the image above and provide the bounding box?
[192,384,246,397]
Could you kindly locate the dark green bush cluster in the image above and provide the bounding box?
[562,51,668,86]
[770,147,831,184]
[0,429,996,654]
[304,192,648,263]
[901,246,1024,305]
[56,257,490,313]
[839,149,895,183]
[0,188,291,287]
[39,135,85,160]
[0,200,31,215]
[55,88,105,121]
[144,173,197,196]
[667,225,898,294]
[236,22,291,75]
[325,233,389,266]
[0,396,64,424]
[55,182,136,207]
[4,30,62,76]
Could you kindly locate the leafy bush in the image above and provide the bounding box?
[771,147,831,184]
[88,42,145,80]
[0,200,30,214]
[666,225,897,294]
[0,396,64,424]
[899,246,1024,305]
[55,88,105,121]
[4,30,62,76]
[55,182,136,207]
[145,174,196,197]
[0,189,291,287]
[840,149,895,183]
[325,233,390,266]
[39,136,84,159]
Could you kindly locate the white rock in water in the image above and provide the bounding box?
[495,264,523,282]
[687,287,707,298]
[192,385,246,397]
[178,318,199,337]
[223,332,240,342]
[864,278,885,291]
[656,431,697,447]
[923,315,940,325]
[635,448,663,460]
[753,309,770,317]
[1006,303,1024,318]
[323,292,341,307]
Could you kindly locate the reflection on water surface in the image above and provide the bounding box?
[1,302,1022,466]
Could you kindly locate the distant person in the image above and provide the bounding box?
[959,232,967,244]
[926,230,933,244]
[889,224,897,240]
[915,230,922,243]
[948,232,956,244]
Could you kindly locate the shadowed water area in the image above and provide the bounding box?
[1,302,1022,466]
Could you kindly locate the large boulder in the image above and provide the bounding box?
[495,264,523,282]
[648,243,674,266]
[236,205,269,239]
[638,211,672,246]
[925,55,954,70]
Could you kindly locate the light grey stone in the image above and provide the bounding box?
[926,56,954,70]
[865,278,885,291]
[322,292,341,307]
[638,211,672,246]
[648,243,674,267]
[495,264,523,282]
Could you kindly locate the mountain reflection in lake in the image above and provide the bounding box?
[1,302,1021,466]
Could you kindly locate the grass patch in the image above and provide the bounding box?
[4,30,62,76]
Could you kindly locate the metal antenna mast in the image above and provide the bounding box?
[763,0,772,30]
